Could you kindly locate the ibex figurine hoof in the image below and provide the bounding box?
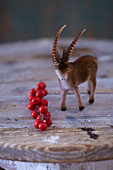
[79,106,85,111]
[61,108,67,111]
[89,98,94,104]
[52,25,98,111]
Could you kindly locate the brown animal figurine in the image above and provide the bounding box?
[52,25,98,111]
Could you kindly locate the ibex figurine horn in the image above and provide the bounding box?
[52,25,98,111]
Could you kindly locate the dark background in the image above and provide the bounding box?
[0,0,113,43]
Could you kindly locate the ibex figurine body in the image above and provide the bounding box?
[52,25,98,111]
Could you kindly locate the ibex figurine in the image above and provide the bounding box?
[52,25,98,111]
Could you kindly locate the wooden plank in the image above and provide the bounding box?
[0,93,113,128]
[0,38,113,163]
[0,159,113,170]
[0,125,113,163]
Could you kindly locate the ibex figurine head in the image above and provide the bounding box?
[52,25,98,111]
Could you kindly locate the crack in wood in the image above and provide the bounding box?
[80,127,99,140]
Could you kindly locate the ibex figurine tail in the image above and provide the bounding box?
[52,25,98,111]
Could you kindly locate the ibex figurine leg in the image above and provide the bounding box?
[74,86,85,111]
[61,89,67,111]
[89,78,96,104]
[87,80,91,95]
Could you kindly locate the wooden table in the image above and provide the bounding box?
[0,38,113,170]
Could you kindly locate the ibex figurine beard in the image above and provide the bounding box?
[52,25,98,111]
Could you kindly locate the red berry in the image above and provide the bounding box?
[28,102,36,111]
[43,119,47,124]
[43,89,48,96]
[30,88,36,96]
[44,112,51,117]
[32,97,41,105]
[36,83,44,90]
[40,99,48,106]
[40,82,46,88]
[36,115,41,120]
[34,119,41,128]
[46,117,50,121]
[36,90,45,99]
[39,123,47,131]
[39,105,48,114]
[29,95,34,101]
[46,118,52,127]
[31,110,38,119]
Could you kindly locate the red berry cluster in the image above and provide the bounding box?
[28,82,52,131]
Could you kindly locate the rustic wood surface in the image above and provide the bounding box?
[0,38,113,163]
[0,159,113,170]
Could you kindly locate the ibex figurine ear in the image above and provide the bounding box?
[52,25,98,111]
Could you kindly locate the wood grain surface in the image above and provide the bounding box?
[0,38,113,163]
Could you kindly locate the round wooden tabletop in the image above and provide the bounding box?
[0,38,113,163]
